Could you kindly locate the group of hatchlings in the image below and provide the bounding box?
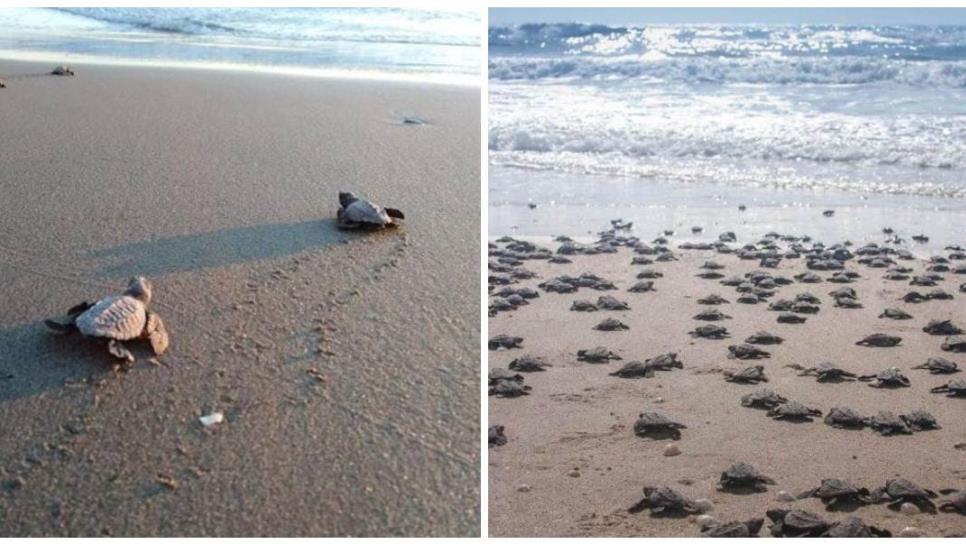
[44,193,403,366]
[488,220,966,535]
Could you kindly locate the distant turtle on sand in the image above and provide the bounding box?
[744,331,784,345]
[336,191,404,229]
[791,362,857,382]
[942,336,966,352]
[701,518,764,537]
[508,355,550,372]
[872,479,938,512]
[777,312,806,324]
[718,462,775,492]
[44,276,169,365]
[858,367,910,388]
[727,344,770,360]
[628,486,699,515]
[824,407,866,429]
[694,308,731,321]
[488,425,507,447]
[689,324,730,339]
[939,489,966,514]
[577,346,621,362]
[867,411,911,436]
[821,517,891,538]
[797,479,872,509]
[609,361,655,379]
[488,334,523,350]
[879,308,912,320]
[594,317,629,331]
[767,401,821,422]
[912,357,959,374]
[923,319,964,335]
[51,65,74,76]
[930,378,966,397]
[855,333,902,347]
[0,79,6,89]
[766,509,829,537]
[697,294,729,305]
[740,388,787,409]
[724,365,767,384]
[900,410,940,431]
[633,412,687,440]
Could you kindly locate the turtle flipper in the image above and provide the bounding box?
[143,312,170,355]
[385,207,405,220]
[107,340,135,363]
[67,301,93,316]
[44,319,78,334]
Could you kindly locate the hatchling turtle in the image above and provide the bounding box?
[636,268,663,278]
[597,295,630,310]
[696,271,725,280]
[697,294,729,305]
[737,294,760,304]
[701,518,764,537]
[867,411,911,435]
[44,276,169,364]
[51,65,74,76]
[335,191,404,229]
[794,362,857,382]
[488,334,523,350]
[930,378,966,397]
[628,280,656,293]
[821,517,891,537]
[927,288,953,300]
[724,365,767,384]
[939,489,966,514]
[797,293,822,304]
[628,486,699,515]
[873,479,938,512]
[900,410,940,431]
[728,344,770,360]
[644,352,682,371]
[693,309,731,321]
[824,407,866,429]
[797,479,872,508]
[488,425,507,447]
[690,325,730,339]
[508,355,550,372]
[570,300,598,312]
[744,331,784,345]
[577,346,621,362]
[858,367,910,388]
[855,334,902,347]
[488,368,522,384]
[884,271,910,281]
[961,282,966,293]
[594,318,629,331]
[911,357,959,374]
[834,297,863,309]
[768,299,794,312]
[718,462,775,492]
[488,380,530,397]
[777,312,806,324]
[901,291,927,303]
[795,272,823,283]
[766,509,829,537]
[910,275,937,287]
[740,388,787,409]
[631,256,654,265]
[633,412,686,440]
[767,401,821,421]
[924,319,964,335]
[609,361,655,379]
[879,307,912,320]
[942,336,966,352]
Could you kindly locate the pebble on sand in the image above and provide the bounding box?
[653,396,665,404]
[693,514,716,527]
[663,444,681,457]
[517,484,532,493]
[899,527,925,537]
[900,502,920,516]
[199,412,224,427]
[567,469,581,478]
[776,490,795,502]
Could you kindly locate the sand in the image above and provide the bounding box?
[0,60,479,536]
[488,231,966,537]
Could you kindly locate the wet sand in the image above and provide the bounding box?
[0,61,479,536]
[488,229,966,537]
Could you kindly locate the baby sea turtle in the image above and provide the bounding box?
[488,334,523,350]
[858,367,910,388]
[51,65,74,76]
[930,378,966,397]
[927,287,953,300]
[597,295,630,310]
[855,333,902,347]
[724,365,767,384]
[644,352,682,371]
[821,517,891,537]
[488,425,507,447]
[901,291,927,303]
[939,489,966,514]
[767,401,821,421]
[718,462,775,492]
[628,486,699,516]
[335,191,404,229]
[923,319,964,335]
[609,361,655,379]
[879,308,912,320]
[835,297,863,309]
[728,344,770,360]
[797,479,872,508]
[701,518,764,538]
[508,355,550,372]
[867,411,911,436]
[942,336,966,352]
[570,300,598,312]
[736,294,760,304]
[44,277,169,364]
[900,410,940,431]
[633,412,686,440]
[594,318,629,331]
[794,362,857,382]
[577,346,621,362]
[693,308,731,321]
[824,407,866,429]
[697,294,729,305]
[690,325,730,339]
[766,509,829,537]
[636,268,663,278]
[740,388,787,409]
[744,331,784,345]
[911,357,959,374]
[777,312,806,324]
[873,479,938,512]
[628,280,656,293]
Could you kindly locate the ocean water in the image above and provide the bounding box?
[489,22,966,243]
[0,7,480,84]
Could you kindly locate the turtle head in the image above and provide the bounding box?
[339,192,359,208]
[124,276,153,305]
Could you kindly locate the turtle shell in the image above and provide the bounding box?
[75,295,147,341]
[824,407,865,428]
[609,361,653,379]
[340,198,392,226]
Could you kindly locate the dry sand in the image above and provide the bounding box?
[0,61,479,536]
[488,232,966,537]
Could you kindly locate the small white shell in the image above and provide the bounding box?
[776,490,796,502]
[199,412,224,427]
[694,514,716,527]
[899,526,924,537]
[663,444,681,457]
[900,502,920,515]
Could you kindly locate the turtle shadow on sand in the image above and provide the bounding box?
[87,219,348,278]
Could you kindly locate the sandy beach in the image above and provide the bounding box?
[488,227,966,537]
[0,60,479,536]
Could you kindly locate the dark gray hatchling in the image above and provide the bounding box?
[570,300,598,312]
[718,462,775,492]
[745,331,784,345]
[777,312,806,324]
[636,268,663,278]
[834,297,863,309]
[488,368,522,385]
[821,517,891,537]
[728,344,770,360]
[594,318,629,331]
[488,335,523,350]
[700,518,764,538]
[508,355,550,372]
[697,294,729,305]
[795,362,857,382]
[855,334,902,347]
[912,357,959,374]
[867,411,911,436]
[633,412,686,440]
[873,479,938,512]
[939,489,966,514]
[900,410,940,431]
[336,191,404,229]
[597,295,630,310]
[923,319,964,335]
[697,271,725,280]
[725,365,767,384]
[628,486,699,516]
[858,367,910,388]
[930,378,966,397]
[901,291,927,303]
[693,308,731,321]
[577,346,621,362]
[488,380,531,398]
[737,294,761,304]
[690,325,730,339]
[609,361,655,379]
[767,401,821,421]
[628,280,656,293]
[741,389,787,409]
[824,407,866,429]
[943,336,966,352]
[645,352,682,371]
[766,509,829,538]
[488,425,507,447]
[927,288,953,300]
[797,479,872,509]
[879,307,913,320]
